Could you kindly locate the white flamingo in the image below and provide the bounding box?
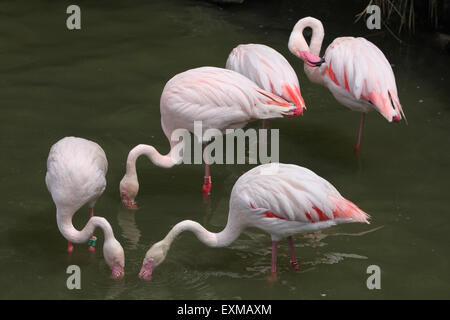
[119,67,299,208]
[138,163,369,281]
[46,137,125,279]
[289,17,406,151]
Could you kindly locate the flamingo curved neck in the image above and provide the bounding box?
[162,218,243,250]
[291,17,324,56]
[124,144,180,179]
[290,17,325,84]
[57,208,115,244]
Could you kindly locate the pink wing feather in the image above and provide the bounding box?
[322,37,405,122]
[226,44,305,113]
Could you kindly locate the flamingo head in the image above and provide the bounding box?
[103,238,125,280]
[119,175,139,210]
[138,240,168,281]
[295,50,325,67]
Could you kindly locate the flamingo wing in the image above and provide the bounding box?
[232,163,369,224]
[160,67,298,135]
[226,44,305,111]
[323,37,405,122]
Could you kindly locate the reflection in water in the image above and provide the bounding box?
[117,206,141,250]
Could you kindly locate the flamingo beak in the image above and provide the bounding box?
[298,50,325,67]
[308,57,325,67]
[138,261,153,281]
[121,193,139,210]
[392,115,401,122]
[110,264,125,280]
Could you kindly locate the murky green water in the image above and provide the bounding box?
[0,0,449,299]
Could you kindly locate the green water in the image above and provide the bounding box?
[0,0,449,299]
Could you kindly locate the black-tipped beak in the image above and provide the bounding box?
[308,57,325,67]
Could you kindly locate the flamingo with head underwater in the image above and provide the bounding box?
[288,17,406,152]
[226,43,324,128]
[119,66,300,208]
[138,163,369,281]
[46,136,125,279]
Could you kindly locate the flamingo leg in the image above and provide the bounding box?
[67,241,73,253]
[267,241,278,283]
[88,207,96,252]
[355,113,366,152]
[287,236,300,271]
[202,142,212,197]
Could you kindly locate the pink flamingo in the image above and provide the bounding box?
[289,17,405,151]
[138,163,369,281]
[119,67,299,208]
[46,137,125,279]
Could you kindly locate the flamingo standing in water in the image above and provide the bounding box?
[46,137,125,279]
[288,17,405,151]
[119,67,299,208]
[226,43,320,128]
[138,163,369,280]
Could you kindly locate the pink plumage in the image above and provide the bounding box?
[226,44,305,115]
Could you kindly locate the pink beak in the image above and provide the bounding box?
[111,264,124,280]
[392,115,401,122]
[121,193,138,210]
[138,261,153,281]
[298,50,325,67]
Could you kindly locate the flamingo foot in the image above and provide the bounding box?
[291,261,300,272]
[267,272,277,285]
[67,242,74,253]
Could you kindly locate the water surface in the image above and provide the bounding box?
[0,0,449,299]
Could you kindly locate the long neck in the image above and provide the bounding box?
[289,17,325,83]
[124,143,181,179]
[162,216,243,250]
[57,208,115,244]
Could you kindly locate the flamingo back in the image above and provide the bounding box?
[159,67,297,139]
[322,37,405,122]
[226,44,305,110]
[230,163,369,225]
[45,137,107,210]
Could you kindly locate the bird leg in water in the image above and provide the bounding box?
[89,207,96,252]
[355,113,366,152]
[202,143,212,197]
[67,241,73,253]
[287,236,300,271]
[267,241,278,284]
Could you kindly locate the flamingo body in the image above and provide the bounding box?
[226,44,305,113]
[139,163,369,280]
[46,137,125,279]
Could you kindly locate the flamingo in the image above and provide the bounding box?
[119,67,299,208]
[138,163,369,281]
[226,43,319,128]
[288,17,406,151]
[46,137,125,279]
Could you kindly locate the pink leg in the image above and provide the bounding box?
[268,241,278,283]
[67,241,73,253]
[287,236,300,271]
[355,113,366,152]
[202,143,212,197]
[89,207,96,252]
